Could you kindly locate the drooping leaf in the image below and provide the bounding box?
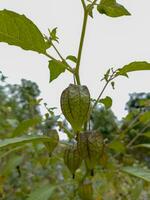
[27,184,56,200]
[12,116,41,137]
[122,166,150,182]
[0,9,47,53]
[97,0,130,18]
[99,96,112,109]
[66,55,77,63]
[116,61,150,77]
[0,135,56,149]
[133,144,150,149]
[48,60,66,82]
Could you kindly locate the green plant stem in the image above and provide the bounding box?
[75,11,88,85]
[81,0,86,10]
[51,42,73,71]
[93,81,109,110]
[44,52,73,73]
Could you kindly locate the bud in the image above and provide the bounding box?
[60,84,91,132]
[78,179,93,200]
[64,144,82,178]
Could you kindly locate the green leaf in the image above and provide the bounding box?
[66,55,77,63]
[130,181,143,200]
[0,135,56,149]
[143,132,150,138]
[48,60,66,82]
[116,61,150,77]
[109,140,125,153]
[27,184,56,200]
[0,9,47,53]
[139,111,150,123]
[122,166,150,182]
[49,27,59,42]
[99,96,112,109]
[97,0,130,18]
[12,116,41,137]
[133,144,150,149]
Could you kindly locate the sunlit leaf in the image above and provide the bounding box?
[122,166,150,182]
[0,9,47,53]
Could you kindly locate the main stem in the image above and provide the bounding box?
[75,11,88,85]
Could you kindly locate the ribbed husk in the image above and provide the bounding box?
[64,144,82,178]
[78,179,93,200]
[60,84,91,132]
[77,131,103,171]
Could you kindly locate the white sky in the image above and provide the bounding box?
[0,0,150,120]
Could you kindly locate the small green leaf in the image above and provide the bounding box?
[27,184,56,200]
[49,27,59,42]
[0,9,47,53]
[122,166,150,182]
[0,136,55,149]
[97,0,130,18]
[99,96,112,109]
[48,60,66,82]
[116,61,150,77]
[12,116,41,137]
[66,55,77,63]
[87,4,94,18]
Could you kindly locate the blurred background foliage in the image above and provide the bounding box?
[0,72,150,200]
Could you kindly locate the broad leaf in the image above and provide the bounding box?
[99,96,112,109]
[48,60,66,82]
[0,135,56,149]
[27,184,56,200]
[97,0,130,18]
[0,9,47,53]
[12,116,41,137]
[116,61,150,77]
[122,166,150,182]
